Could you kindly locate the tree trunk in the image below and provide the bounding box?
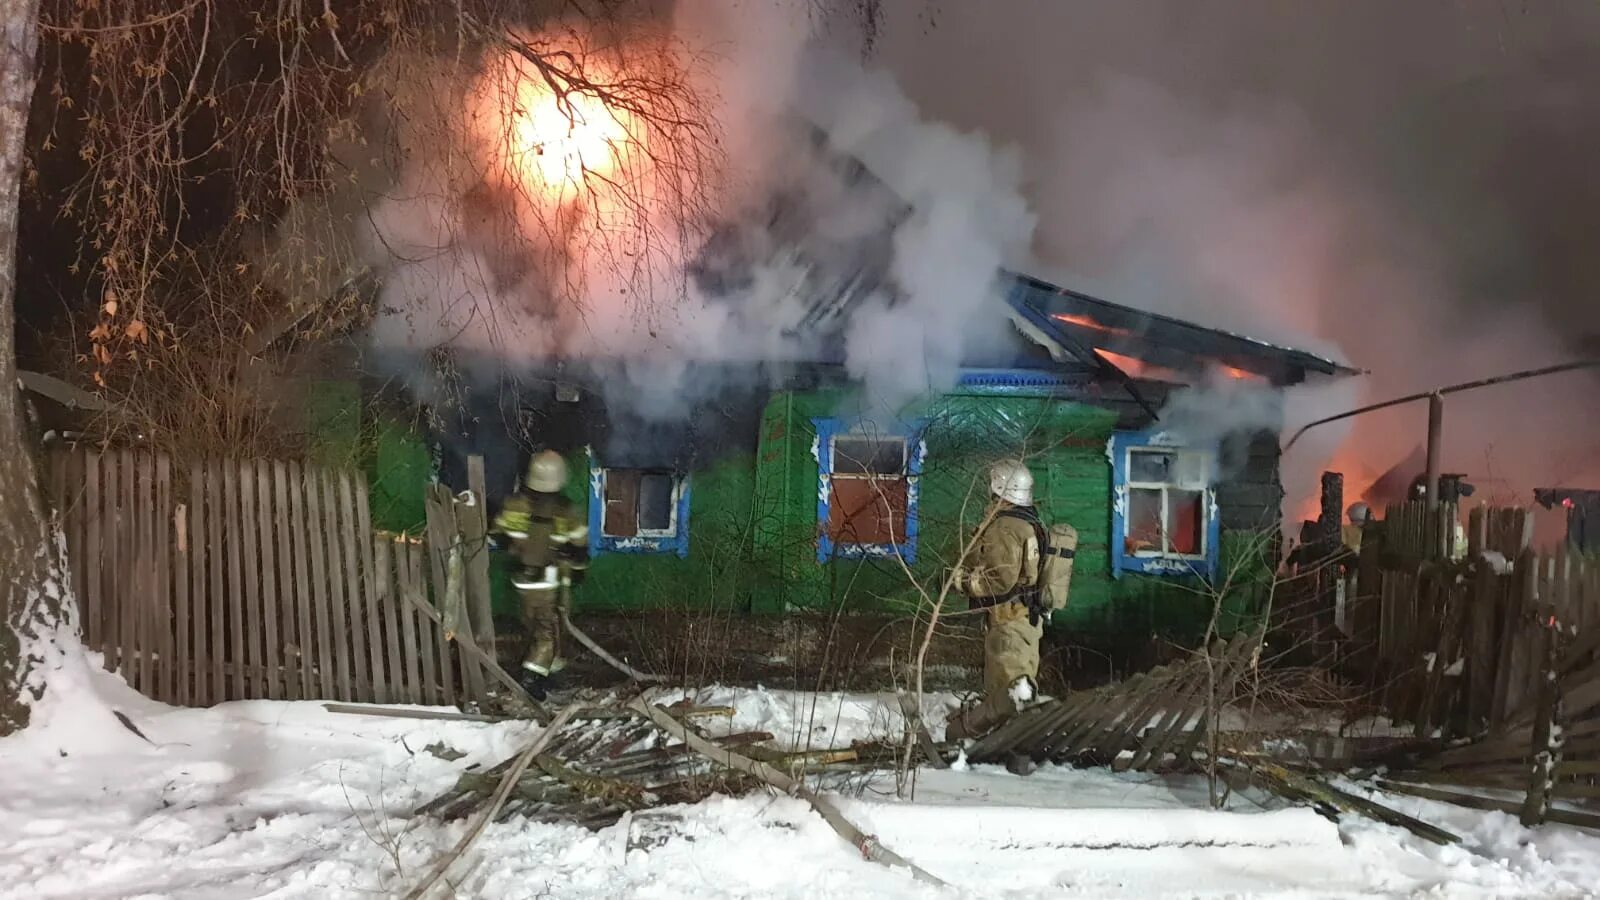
[2,0,65,736]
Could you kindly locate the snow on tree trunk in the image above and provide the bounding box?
[2,0,72,736]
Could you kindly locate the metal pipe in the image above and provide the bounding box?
[1424,393,1443,508]
[1282,360,1600,452]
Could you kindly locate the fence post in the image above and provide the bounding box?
[1521,609,1566,827]
[462,456,497,660]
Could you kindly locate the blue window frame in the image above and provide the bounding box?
[814,417,926,563]
[586,449,691,558]
[1109,431,1221,579]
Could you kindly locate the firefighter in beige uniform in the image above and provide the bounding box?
[948,459,1075,741]
[491,451,588,699]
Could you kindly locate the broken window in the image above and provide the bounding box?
[1112,436,1219,578]
[815,420,923,562]
[601,469,685,539]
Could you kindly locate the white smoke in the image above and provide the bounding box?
[359,4,1035,441]
[1030,75,1597,525]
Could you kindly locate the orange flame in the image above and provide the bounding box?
[471,50,635,201]
[1096,348,1186,383]
[1053,312,1135,338]
[1216,363,1263,382]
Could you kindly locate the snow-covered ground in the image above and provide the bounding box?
[3,646,1599,898]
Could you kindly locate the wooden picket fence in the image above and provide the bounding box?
[46,444,500,708]
[1354,503,1600,738]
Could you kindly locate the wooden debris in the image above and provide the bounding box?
[630,697,949,888]
[1232,760,1460,846]
[402,703,581,900]
[1377,779,1600,831]
[971,629,1261,771]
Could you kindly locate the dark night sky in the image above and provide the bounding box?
[860,0,1600,502]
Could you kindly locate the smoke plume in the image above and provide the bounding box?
[357,3,1034,454]
[866,1,1600,534]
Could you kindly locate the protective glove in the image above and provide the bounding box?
[1026,596,1050,628]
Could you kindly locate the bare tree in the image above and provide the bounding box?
[1,0,68,735]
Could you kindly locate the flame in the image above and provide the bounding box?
[1096,348,1186,383]
[506,81,629,189]
[1054,312,1134,338]
[470,49,636,202]
[1217,363,1262,382]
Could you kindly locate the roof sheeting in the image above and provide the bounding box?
[1004,271,1357,387]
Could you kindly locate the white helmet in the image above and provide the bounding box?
[1347,502,1371,525]
[989,459,1034,506]
[526,450,568,493]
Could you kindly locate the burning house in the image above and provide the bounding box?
[331,55,1358,641]
[383,268,1354,643]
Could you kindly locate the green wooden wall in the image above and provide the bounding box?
[562,385,1270,642]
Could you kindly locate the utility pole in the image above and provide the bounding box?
[1424,393,1443,509]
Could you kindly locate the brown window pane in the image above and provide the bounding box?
[828,477,908,546]
[603,470,640,538]
[1126,487,1163,555]
[1167,489,1204,555]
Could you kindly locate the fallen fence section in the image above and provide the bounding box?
[968,629,1262,770]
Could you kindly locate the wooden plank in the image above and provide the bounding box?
[373,533,404,704]
[364,491,406,709]
[239,460,264,698]
[407,542,440,704]
[1044,671,1156,760]
[188,461,208,707]
[425,486,466,707]
[379,528,409,704]
[285,462,317,700]
[341,473,385,704]
[208,460,227,703]
[106,450,125,674]
[272,462,299,700]
[155,454,174,703]
[256,464,281,701]
[302,466,337,700]
[83,451,103,657]
[397,540,426,704]
[173,462,191,706]
[121,451,141,691]
[1489,556,1528,728]
[320,470,355,702]
[464,456,497,660]
[224,459,246,700]
[140,451,159,695]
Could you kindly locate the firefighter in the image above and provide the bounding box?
[491,450,588,699]
[1342,502,1371,553]
[946,458,1047,743]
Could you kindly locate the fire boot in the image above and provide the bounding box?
[516,663,551,701]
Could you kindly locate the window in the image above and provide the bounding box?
[1110,432,1219,578]
[587,453,690,557]
[814,418,925,562]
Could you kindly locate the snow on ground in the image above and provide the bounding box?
[4,647,1600,898]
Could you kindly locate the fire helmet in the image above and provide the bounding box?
[989,459,1034,506]
[526,450,569,493]
[1347,502,1372,525]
